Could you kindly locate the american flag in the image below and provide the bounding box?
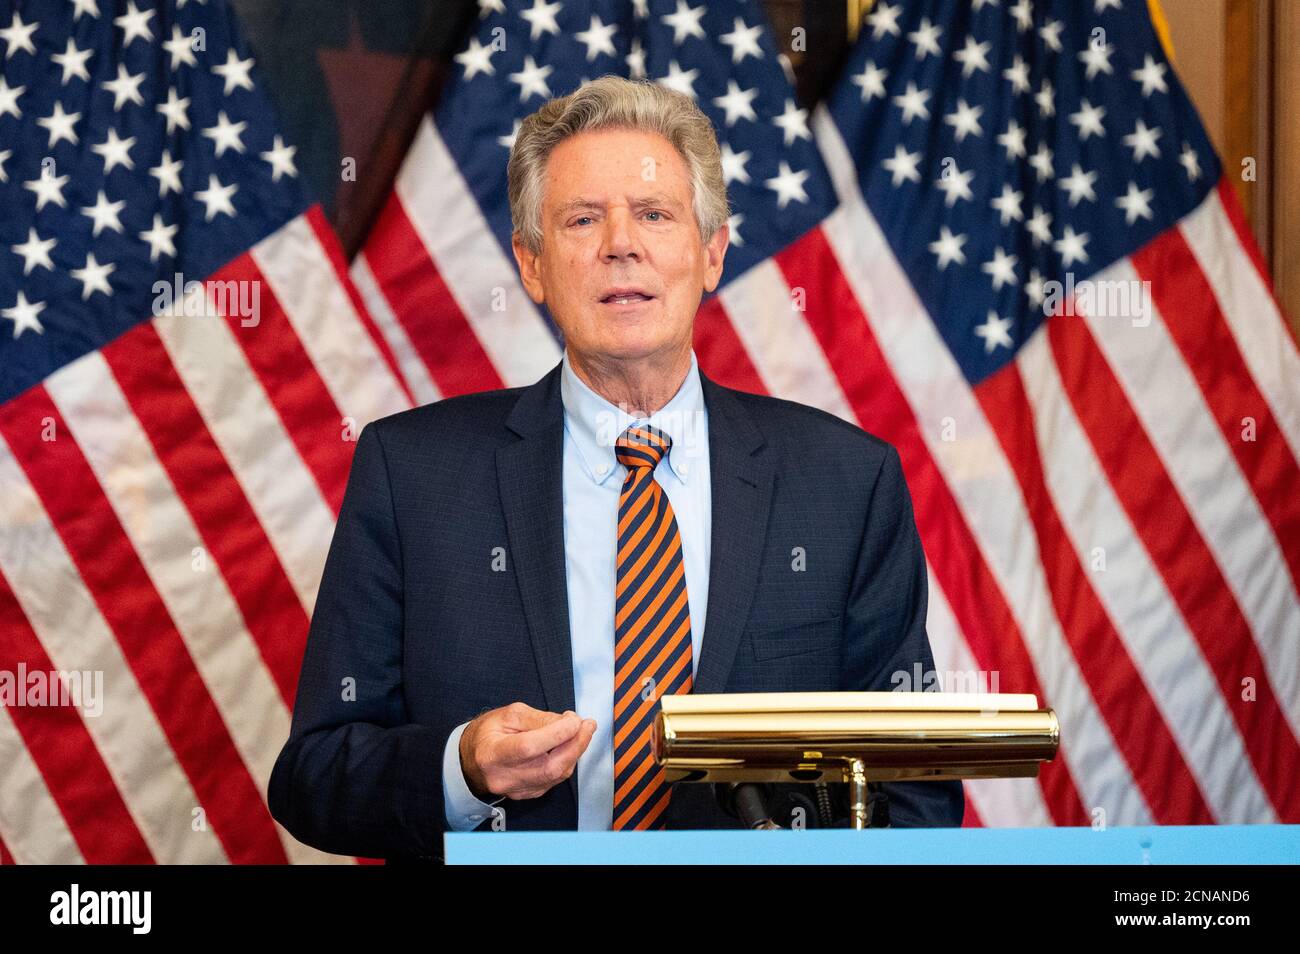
[814,0,1299,827]
[358,0,1300,830]
[0,0,409,862]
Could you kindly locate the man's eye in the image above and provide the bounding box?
[573,216,592,226]
[645,211,663,221]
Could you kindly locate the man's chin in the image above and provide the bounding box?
[593,336,682,364]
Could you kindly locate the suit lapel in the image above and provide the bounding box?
[693,368,775,694]
[496,359,776,817]
[497,361,577,717]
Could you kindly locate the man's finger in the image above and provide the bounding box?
[512,718,597,790]
[499,710,582,763]
[539,717,595,767]
[500,702,562,732]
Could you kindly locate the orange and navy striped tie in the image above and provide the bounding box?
[612,423,694,830]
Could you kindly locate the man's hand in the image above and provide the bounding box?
[459,702,598,802]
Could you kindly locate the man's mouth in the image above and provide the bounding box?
[600,288,655,305]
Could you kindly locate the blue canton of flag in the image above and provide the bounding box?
[825,0,1219,384]
[0,0,306,403]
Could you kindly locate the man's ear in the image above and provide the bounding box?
[511,232,546,305]
[701,221,729,293]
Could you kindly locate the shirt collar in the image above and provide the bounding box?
[560,347,707,486]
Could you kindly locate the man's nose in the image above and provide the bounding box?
[600,209,642,261]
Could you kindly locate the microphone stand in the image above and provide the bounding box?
[717,783,782,829]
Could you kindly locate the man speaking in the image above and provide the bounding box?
[268,75,963,861]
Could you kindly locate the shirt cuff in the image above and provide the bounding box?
[442,720,505,831]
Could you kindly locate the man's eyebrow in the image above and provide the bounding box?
[630,194,683,211]
[555,198,601,215]
[554,194,684,215]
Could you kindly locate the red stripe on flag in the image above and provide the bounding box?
[693,294,766,394]
[305,205,415,408]
[364,191,504,396]
[961,790,984,828]
[780,225,1090,825]
[102,324,310,707]
[1131,227,1300,591]
[976,361,1213,823]
[213,253,352,515]
[0,833,11,865]
[1049,317,1300,822]
[0,389,291,862]
[0,570,154,863]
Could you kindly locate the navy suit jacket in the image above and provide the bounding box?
[268,359,964,861]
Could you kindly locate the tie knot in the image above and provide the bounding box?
[615,424,672,471]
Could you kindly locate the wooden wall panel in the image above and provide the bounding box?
[1273,1,1300,334]
[1162,0,1296,336]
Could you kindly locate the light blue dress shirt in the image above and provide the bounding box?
[441,347,711,830]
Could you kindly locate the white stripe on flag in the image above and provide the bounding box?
[251,216,410,428]
[1017,331,1275,824]
[716,260,856,420]
[154,287,336,614]
[1179,192,1300,462]
[816,109,1152,825]
[0,436,227,863]
[1083,259,1300,744]
[924,566,1054,828]
[351,254,442,405]
[397,120,560,385]
[0,703,85,864]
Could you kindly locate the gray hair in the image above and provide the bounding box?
[507,74,730,255]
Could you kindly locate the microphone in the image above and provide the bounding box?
[715,782,781,829]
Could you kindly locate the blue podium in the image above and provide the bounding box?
[445,824,1300,864]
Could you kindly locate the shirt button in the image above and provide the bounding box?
[596,462,610,477]
[679,461,689,475]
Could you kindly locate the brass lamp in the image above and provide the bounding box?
[654,691,1060,829]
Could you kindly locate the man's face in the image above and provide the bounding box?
[512,127,728,366]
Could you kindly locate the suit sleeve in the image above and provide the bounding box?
[841,443,966,828]
[267,422,451,858]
